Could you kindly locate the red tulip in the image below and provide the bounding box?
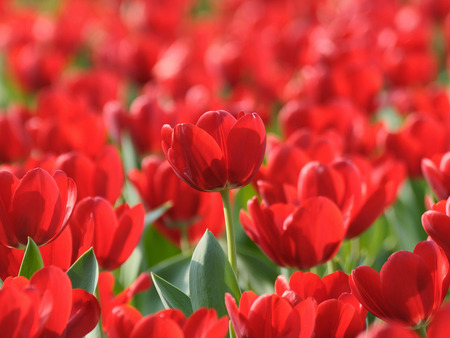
[422,197,450,259]
[98,271,152,335]
[422,152,450,200]
[0,168,76,248]
[225,291,316,338]
[350,240,450,326]
[128,156,224,245]
[130,308,229,338]
[69,197,145,270]
[55,145,124,204]
[275,271,367,337]
[162,110,266,192]
[240,196,345,269]
[0,266,100,337]
[427,302,450,338]
[356,322,419,338]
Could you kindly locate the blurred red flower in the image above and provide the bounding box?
[129,156,224,246]
[69,197,145,270]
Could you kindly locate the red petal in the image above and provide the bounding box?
[130,315,184,338]
[0,171,19,247]
[63,289,101,338]
[166,123,227,191]
[226,112,266,188]
[422,211,450,254]
[315,299,363,338]
[196,110,236,157]
[283,197,345,269]
[30,266,73,335]
[183,308,228,338]
[380,250,434,325]
[422,158,448,200]
[12,168,62,246]
[349,266,392,321]
[288,271,327,303]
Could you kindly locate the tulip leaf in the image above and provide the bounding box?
[189,230,241,316]
[67,248,99,294]
[151,272,193,317]
[134,253,191,315]
[18,237,44,279]
[145,202,173,227]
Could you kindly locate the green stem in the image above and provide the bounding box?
[180,226,190,255]
[220,189,238,279]
[327,260,334,275]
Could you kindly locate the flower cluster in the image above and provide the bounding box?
[2,0,450,337]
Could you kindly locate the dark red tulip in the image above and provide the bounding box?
[162,110,266,192]
[129,156,224,246]
[240,196,345,269]
[69,197,145,270]
[0,168,76,248]
[225,291,316,338]
[350,240,450,326]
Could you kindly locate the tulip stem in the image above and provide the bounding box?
[220,189,238,279]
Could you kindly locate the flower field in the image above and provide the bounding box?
[2,0,450,337]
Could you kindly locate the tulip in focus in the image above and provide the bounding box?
[0,266,100,337]
[350,240,450,327]
[225,291,316,338]
[0,168,76,248]
[161,110,266,192]
[240,196,345,269]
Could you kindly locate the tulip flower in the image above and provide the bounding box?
[0,266,100,337]
[422,152,450,200]
[0,168,76,248]
[240,196,345,269]
[55,145,124,204]
[225,291,316,338]
[275,271,367,337]
[161,110,266,192]
[69,197,145,270]
[349,240,450,326]
[422,197,450,259]
[128,156,224,246]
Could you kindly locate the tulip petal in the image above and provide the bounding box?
[227,112,266,188]
[380,250,434,325]
[165,123,227,191]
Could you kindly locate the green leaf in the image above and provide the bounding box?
[151,272,193,316]
[142,225,181,269]
[237,248,279,295]
[18,237,44,279]
[189,230,241,316]
[66,248,99,294]
[134,254,191,315]
[145,202,173,227]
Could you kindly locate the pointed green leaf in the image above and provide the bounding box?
[151,272,193,316]
[67,248,99,294]
[189,230,241,316]
[18,237,44,279]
